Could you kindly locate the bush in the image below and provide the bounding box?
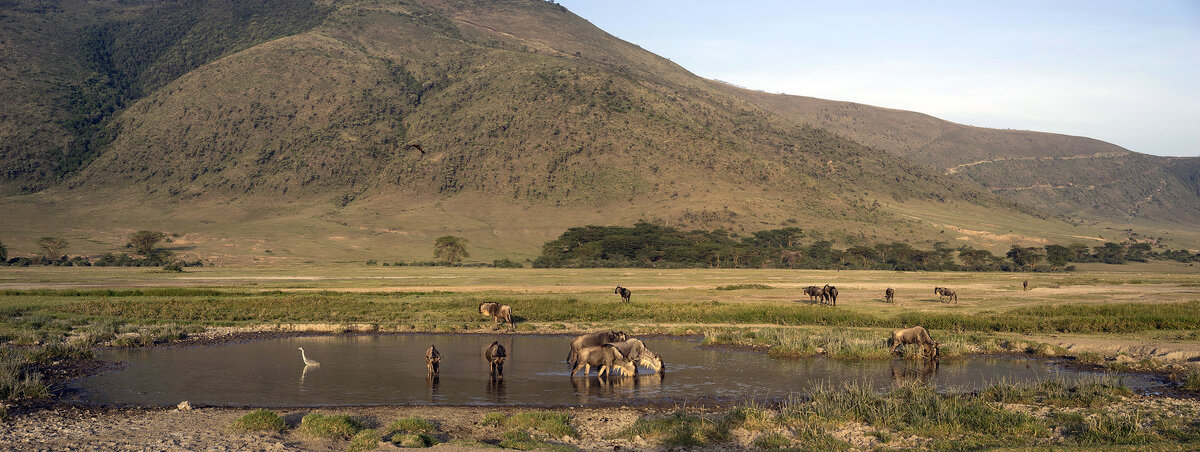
[299,413,364,439]
[492,258,523,268]
[231,409,287,432]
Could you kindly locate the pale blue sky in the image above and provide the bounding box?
[556,1,1200,157]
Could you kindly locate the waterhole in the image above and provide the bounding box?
[71,334,1157,407]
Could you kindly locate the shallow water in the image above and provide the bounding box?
[72,334,1157,407]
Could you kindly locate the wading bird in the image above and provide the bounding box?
[298,347,320,367]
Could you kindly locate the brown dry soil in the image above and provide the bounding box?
[4,394,1200,451]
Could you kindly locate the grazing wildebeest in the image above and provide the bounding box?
[614,286,632,303]
[803,286,823,303]
[889,326,941,359]
[885,288,895,303]
[571,344,636,378]
[822,284,839,306]
[425,344,440,375]
[934,287,958,303]
[567,331,628,365]
[484,341,507,376]
[607,338,664,374]
[479,302,513,328]
[1023,280,1029,291]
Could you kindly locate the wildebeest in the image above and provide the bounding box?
[425,344,440,375]
[801,285,820,303]
[567,331,628,365]
[484,341,507,376]
[885,288,895,303]
[822,284,839,306]
[1023,280,1029,291]
[571,344,636,378]
[607,338,664,374]
[889,326,941,359]
[479,302,513,328]
[615,286,632,303]
[933,287,957,303]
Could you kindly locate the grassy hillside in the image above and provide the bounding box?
[0,0,1192,263]
[714,85,1200,226]
[0,0,331,194]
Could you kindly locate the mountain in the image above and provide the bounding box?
[0,0,1194,263]
[718,88,1200,226]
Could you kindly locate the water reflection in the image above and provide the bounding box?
[888,359,939,386]
[486,376,506,402]
[74,334,1158,407]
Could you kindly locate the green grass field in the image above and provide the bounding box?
[1,262,1197,356]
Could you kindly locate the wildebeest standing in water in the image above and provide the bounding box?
[425,344,440,375]
[566,331,627,365]
[822,284,838,306]
[479,302,513,329]
[803,286,823,303]
[885,288,895,303]
[485,341,507,377]
[571,344,636,378]
[606,338,665,374]
[934,287,957,304]
[614,286,632,303]
[889,326,941,359]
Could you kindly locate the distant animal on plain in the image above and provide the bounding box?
[933,287,957,303]
[571,344,636,378]
[615,286,631,303]
[822,284,839,306]
[803,286,823,303]
[607,338,664,374]
[298,347,319,367]
[425,344,440,375]
[567,331,628,365]
[1023,280,1029,291]
[478,302,513,328]
[885,288,895,303]
[889,326,941,359]
[484,341,507,377]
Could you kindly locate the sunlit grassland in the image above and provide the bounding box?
[1,263,1197,352]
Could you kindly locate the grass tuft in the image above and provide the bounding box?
[387,417,437,435]
[348,429,381,451]
[230,409,287,433]
[299,413,364,440]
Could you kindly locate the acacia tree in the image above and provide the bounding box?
[37,236,69,260]
[128,231,166,256]
[433,235,469,264]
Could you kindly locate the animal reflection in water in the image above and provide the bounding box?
[571,372,664,402]
[486,375,506,399]
[889,359,940,385]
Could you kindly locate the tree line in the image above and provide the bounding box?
[531,223,1200,270]
[0,231,202,269]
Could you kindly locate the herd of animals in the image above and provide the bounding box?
[301,281,1034,379]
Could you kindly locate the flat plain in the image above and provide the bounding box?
[2,262,1199,450]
